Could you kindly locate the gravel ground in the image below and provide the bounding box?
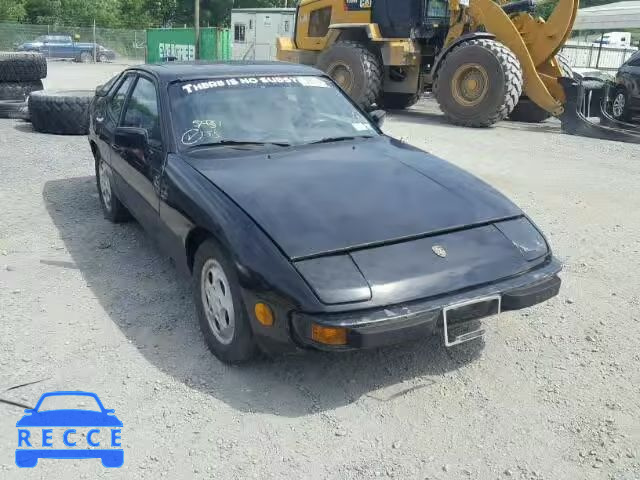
[0,62,639,480]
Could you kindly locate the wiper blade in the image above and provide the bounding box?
[187,140,291,149]
[310,136,372,144]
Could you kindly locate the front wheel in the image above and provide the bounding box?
[79,51,93,63]
[193,239,257,364]
[434,39,523,127]
[612,87,631,121]
[316,41,383,111]
[95,156,130,223]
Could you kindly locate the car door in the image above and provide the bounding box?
[94,74,135,186]
[57,36,76,58]
[47,36,68,58]
[628,54,640,109]
[109,74,165,235]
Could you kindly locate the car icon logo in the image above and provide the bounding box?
[15,391,123,468]
[432,245,447,258]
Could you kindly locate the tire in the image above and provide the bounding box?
[98,53,108,63]
[316,41,383,111]
[434,39,523,127]
[612,87,632,121]
[0,80,44,100]
[95,155,130,223]
[556,54,574,79]
[79,51,93,63]
[380,92,421,110]
[509,98,551,123]
[29,90,93,135]
[193,239,257,364]
[0,51,47,81]
[510,55,573,123]
[0,99,28,119]
[0,99,29,120]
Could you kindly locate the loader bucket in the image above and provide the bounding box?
[559,78,640,144]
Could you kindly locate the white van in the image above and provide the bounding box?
[592,32,633,48]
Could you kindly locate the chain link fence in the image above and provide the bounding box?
[0,22,146,62]
[560,43,638,72]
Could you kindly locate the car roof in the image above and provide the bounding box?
[126,61,323,84]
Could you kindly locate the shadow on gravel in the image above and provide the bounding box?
[13,122,34,133]
[44,176,483,417]
[391,109,563,135]
[387,110,453,127]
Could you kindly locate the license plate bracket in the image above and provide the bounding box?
[443,295,501,347]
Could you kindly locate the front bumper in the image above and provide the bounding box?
[291,257,561,351]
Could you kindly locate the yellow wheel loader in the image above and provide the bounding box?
[277,0,640,142]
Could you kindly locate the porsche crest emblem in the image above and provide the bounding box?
[432,245,447,258]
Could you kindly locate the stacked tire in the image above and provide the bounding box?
[29,90,94,135]
[0,51,47,120]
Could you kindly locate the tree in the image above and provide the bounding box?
[24,0,61,24]
[0,0,26,21]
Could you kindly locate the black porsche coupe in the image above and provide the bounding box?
[88,62,561,363]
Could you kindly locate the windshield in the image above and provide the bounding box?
[37,395,102,412]
[169,75,379,149]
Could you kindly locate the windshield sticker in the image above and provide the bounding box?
[352,123,373,131]
[180,76,329,94]
[296,76,330,88]
[181,120,221,146]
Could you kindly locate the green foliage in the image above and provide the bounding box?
[6,0,293,28]
[0,0,27,21]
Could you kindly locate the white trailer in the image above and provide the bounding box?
[231,8,296,61]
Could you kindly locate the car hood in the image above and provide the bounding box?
[16,410,123,427]
[188,136,522,260]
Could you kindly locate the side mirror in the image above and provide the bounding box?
[23,409,35,414]
[115,127,148,150]
[104,409,115,414]
[369,109,386,127]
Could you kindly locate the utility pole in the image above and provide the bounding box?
[93,19,97,62]
[194,0,200,60]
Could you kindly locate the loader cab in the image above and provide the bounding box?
[372,0,450,40]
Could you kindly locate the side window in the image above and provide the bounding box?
[122,77,161,144]
[108,75,134,122]
[629,54,640,67]
[308,7,332,38]
[234,24,246,43]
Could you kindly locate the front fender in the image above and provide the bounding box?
[159,155,323,313]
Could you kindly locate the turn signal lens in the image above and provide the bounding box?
[254,303,274,327]
[311,324,348,346]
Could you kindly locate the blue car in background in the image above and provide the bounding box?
[15,34,116,63]
[15,391,123,468]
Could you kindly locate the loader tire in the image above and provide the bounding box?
[316,41,383,111]
[0,99,29,120]
[434,39,523,127]
[0,52,47,82]
[380,92,421,110]
[29,90,93,135]
[509,55,574,123]
[557,54,574,78]
[0,80,44,100]
[509,98,551,123]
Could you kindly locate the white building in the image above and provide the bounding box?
[231,8,296,61]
